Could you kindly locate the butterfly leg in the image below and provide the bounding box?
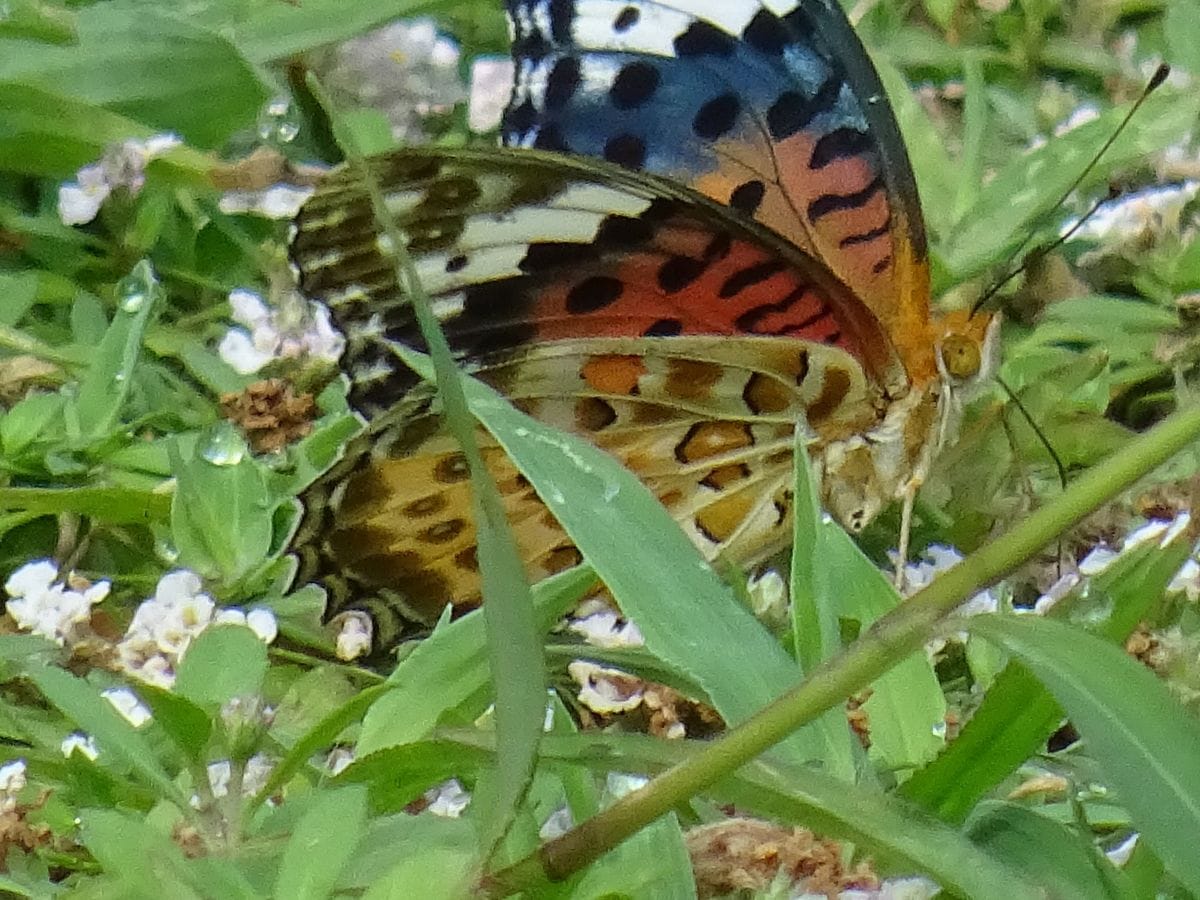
[893,479,919,592]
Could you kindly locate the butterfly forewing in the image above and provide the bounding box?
[503,0,935,380]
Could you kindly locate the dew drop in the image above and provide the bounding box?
[200,424,247,467]
[931,720,948,739]
[257,96,300,145]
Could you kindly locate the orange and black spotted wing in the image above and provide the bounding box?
[288,148,901,646]
[503,0,936,381]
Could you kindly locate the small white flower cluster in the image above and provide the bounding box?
[205,754,274,800]
[332,610,373,661]
[566,598,644,649]
[796,877,940,900]
[321,19,465,143]
[217,288,345,376]
[423,778,470,817]
[0,759,26,813]
[1077,513,1200,601]
[468,57,513,133]
[117,570,277,689]
[3,560,110,646]
[1065,182,1200,247]
[895,546,1001,656]
[218,184,314,220]
[58,134,182,226]
[568,660,644,714]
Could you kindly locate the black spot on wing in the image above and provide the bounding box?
[810,127,874,169]
[548,0,574,42]
[604,133,646,168]
[674,21,736,57]
[808,176,884,221]
[742,10,789,55]
[729,180,765,215]
[657,255,706,293]
[610,61,660,110]
[566,275,624,313]
[644,317,683,336]
[718,260,787,299]
[692,93,740,140]
[766,77,842,141]
[613,5,639,31]
[545,57,581,109]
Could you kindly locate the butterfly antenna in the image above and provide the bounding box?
[997,374,1070,577]
[996,375,1067,492]
[971,63,1170,316]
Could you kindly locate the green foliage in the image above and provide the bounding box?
[0,0,1199,898]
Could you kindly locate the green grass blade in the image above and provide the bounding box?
[312,80,548,862]
[969,614,1200,895]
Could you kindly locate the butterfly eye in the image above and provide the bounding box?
[940,334,982,380]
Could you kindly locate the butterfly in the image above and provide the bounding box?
[288,0,997,651]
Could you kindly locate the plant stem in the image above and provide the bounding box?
[482,401,1200,896]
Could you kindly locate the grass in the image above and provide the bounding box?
[1,0,1200,896]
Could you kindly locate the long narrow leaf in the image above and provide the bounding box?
[969,614,1200,895]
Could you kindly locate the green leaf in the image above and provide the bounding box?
[273,785,368,900]
[78,809,204,900]
[339,814,476,895]
[0,6,269,148]
[25,666,183,805]
[969,614,1200,895]
[941,92,1199,278]
[172,625,268,710]
[572,813,695,900]
[0,271,39,326]
[0,82,151,176]
[1165,0,1200,77]
[74,261,160,439]
[0,392,64,457]
[825,531,946,776]
[902,535,1189,821]
[789,438,858,780]
[358,566,594,753]
[133,684,212,761]
[170,424,274,584]
[966,802,1133,900]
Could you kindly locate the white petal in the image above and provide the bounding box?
[5,560,59,598]
[218,329,274,375]
[245,608,278,644]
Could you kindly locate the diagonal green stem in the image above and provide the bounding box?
[482,401,1200,895]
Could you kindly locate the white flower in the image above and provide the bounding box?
[1078,546,1118,576]
[468,57,513,132]
[207,760,231,798]
[204,755,273,801]
[117,570,275,688]
[0,760,26,794]
[4,559,110,646]
[1066,182,1200,246]
[567,607,644,649]
[334,611,373,661]
[320,19,465,142]
[424,779,470,817]
[61,733,99,760]
[1033,572,1080,615]
[57,134,182,225]
[0,759,24,813]
[568,660,643,714]
[243,754,274,796]
[326,747,355,776]
[218,185,314,219]
[246,608,278,643]
[218,289,344,375]
[102,688,152,728]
